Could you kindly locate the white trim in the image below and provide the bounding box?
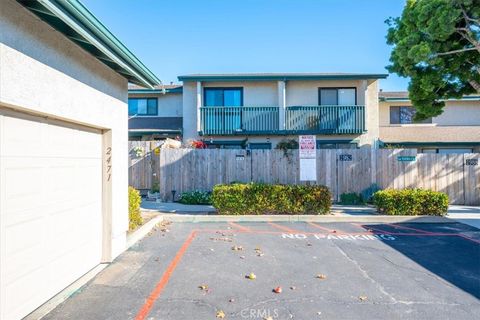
[38,0,155,89]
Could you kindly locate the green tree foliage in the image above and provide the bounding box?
[386,0,480,119]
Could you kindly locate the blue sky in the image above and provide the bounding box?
[82,0,409,91]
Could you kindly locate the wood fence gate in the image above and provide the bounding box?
[129,143,480,205]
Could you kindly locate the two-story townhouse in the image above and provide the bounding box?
[379,91,480,153]
[128,84,183,140]
[178,73,387,149]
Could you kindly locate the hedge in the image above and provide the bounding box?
[178,190,212,205]
[128,186,143,230]
[373,189,449,216]
[212,183,331,215]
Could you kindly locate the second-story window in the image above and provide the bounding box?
[204,88,243,106]
[128,98,158,116]
[319,88,356,105]
[390,106,432,124]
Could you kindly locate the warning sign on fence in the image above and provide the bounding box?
[299,135,316,159]
[299,135,316,181]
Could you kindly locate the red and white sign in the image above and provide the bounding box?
[299,135,316,181]
[299,135,316,159]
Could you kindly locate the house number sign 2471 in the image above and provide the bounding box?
[106,147,112,181]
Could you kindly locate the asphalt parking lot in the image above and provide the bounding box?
[43,221,480,320]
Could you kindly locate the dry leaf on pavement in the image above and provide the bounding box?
[216,310,226,318]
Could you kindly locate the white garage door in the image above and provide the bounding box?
[0,110,103,320]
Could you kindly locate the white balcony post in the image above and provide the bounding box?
[278,80,286,130]
[196,81,202,133]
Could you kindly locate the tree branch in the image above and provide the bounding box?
[436,47,478,56]
[469,80,480,93]
[459,4,480,27]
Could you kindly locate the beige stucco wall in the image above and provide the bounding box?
[129,92,183,117]
[379,100,480,127]
[182,81,198,142]
[0,0,128,261]
[379,100,480,143]
[182,79,380,147]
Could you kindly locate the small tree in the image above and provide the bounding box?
[386,0,480,120]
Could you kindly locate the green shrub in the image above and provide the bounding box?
[178,190,212,205]
[373,189,448,216]
[212,183,331,215]
[128,186,143,230]
[339,192,364,205]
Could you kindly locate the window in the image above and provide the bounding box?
[128,98,158,116]
[390,106,432,124]
[316,141,358,149]
[204,88,243,106]
[319,88,356,105]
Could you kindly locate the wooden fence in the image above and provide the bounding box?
[129,143,480,205]
[128,141,162,192]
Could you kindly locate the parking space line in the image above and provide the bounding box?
[457,234,480,245]
[267,222,299,233]
[307,222,337,233]
[228,222,251,232]
[135,230,197,320]
[385,223,435,235]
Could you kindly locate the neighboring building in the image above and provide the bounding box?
[379,91,480,153]
[128,84,183,140]
[0,1,159,319]
[178,73,387,149]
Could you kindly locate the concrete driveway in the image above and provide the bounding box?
[43,221,480,320]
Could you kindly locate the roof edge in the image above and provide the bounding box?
[178,73,388,82]
[21,0,161,88]
[380,95,480,102]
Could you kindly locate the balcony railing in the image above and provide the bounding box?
[200,106,279,135]
[199,105,365,135]
[286,105,365,134]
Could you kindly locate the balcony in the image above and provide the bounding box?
[286,105,365,134]
[200,106,279,135]
[199,105,365,135]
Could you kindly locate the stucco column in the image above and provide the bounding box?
[278,80,286,130]
[196,81,202,132]
[360,79,368,129]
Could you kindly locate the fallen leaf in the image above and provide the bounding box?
[246,272,256,280]
[231,245,244,251]
[264,317,273,320]
[316,274,327,280]
[359,295,368,302]
[256,253,264,257]
[290,286,296,290]
[273,286,282,293]
[228,298,235,302]
[199,284,208,290]
[216,310,226,318]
